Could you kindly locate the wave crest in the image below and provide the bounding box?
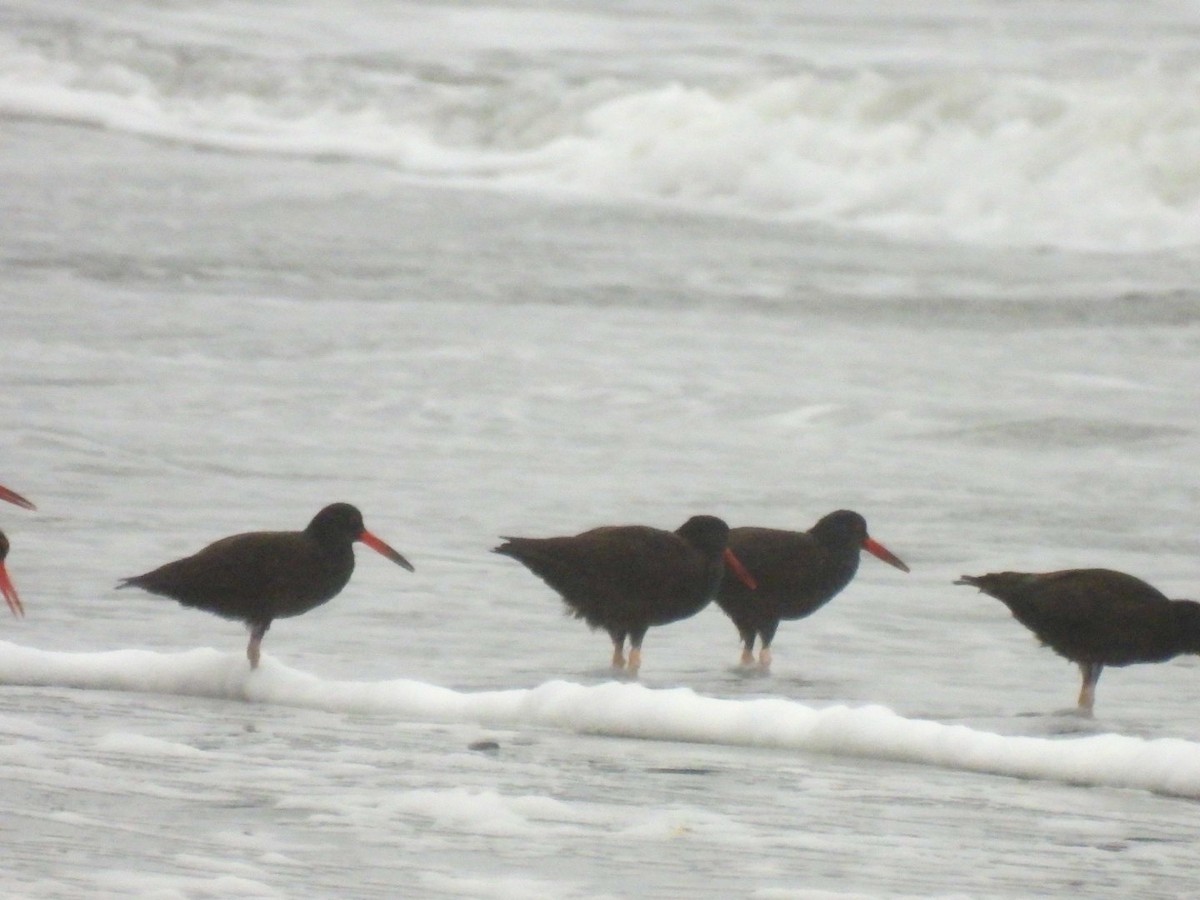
[3,29,1199,251]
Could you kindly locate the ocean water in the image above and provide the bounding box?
[3,1,1200,897]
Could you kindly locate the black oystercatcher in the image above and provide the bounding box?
[0,531,25,618]
[494,515,756,676]
[0,483,35,511]
[118,503,414,668]
[716,510,909,671]
[956,568,1200,714]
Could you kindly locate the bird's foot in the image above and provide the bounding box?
[1076,689,1096,716]
[246,622,269,670]
[626,647,642,679]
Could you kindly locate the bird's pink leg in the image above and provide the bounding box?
[611,639,626,670]
[1077,662,1102,715]
[247,622,269,669]
[757,646,772,671]
[626,646,642,677]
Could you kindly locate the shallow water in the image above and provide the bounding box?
[4,2,1200,897]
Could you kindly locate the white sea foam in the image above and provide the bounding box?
[2,25,1198,251]
[3,641,1198,800]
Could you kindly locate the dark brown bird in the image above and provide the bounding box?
[494,515,756,676]
[0,483,35,511]
[0,530,24,618]
[956,568,1200,714]
[118,503,414,668]
[716,510,909,671]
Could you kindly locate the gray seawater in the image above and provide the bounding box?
[4,2,1200,897]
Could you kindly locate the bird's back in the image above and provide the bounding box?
[959,568,1184,666]
[496,525,714,629]
[120,530,355,624]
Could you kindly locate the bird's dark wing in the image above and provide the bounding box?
[120,531,330,619]
[497,526,692,604]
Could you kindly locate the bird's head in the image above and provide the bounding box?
[308,503,414,571]
[676,515,756,590]
[813,510,910,573]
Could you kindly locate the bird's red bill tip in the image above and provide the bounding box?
[0,484,35,511]
[723,547,758,590]
[0,564,24,618]
[863,537,910,573]
[358,529,415,572]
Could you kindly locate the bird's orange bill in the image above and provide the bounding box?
[723,547,758,590]
[0,484,35,511]
[0,563,23,618]
[863,537,910,573]
[358,529,415,572]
